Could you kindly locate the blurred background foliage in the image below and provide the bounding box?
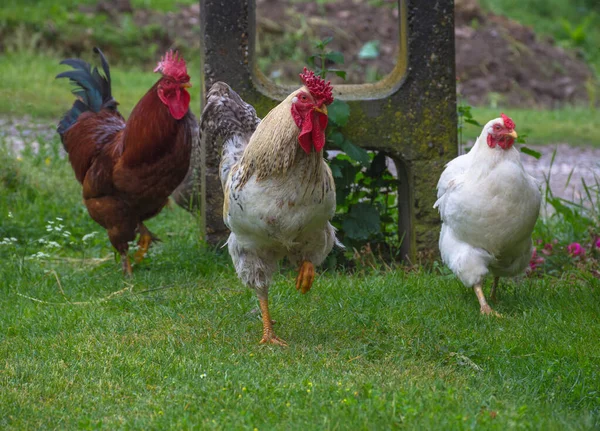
[0,0,598,271]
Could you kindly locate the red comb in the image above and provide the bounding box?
[154,50,189,80]
[299,68,334,105]
[501,113,515,130]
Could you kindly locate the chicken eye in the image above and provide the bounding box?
[300,94,308,101]
[494,124,501,131]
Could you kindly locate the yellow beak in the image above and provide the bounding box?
[180,82,192,89]
[314,105,328,115]
[507,130,518,139]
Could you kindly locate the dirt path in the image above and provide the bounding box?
[2,116,598,205]
[519,144,599,204]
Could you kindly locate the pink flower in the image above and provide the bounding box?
[528,248,545,272]
[567,242,585,257]
[541,243,553,256]
[595,238,600,249]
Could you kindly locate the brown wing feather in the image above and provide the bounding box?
[61,110,125,185]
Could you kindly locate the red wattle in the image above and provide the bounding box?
[298,109,314,154]
[312,112,328,152]
[158,87,190,120]
[498,138,515,150]
[294,108,328,154]
[487,133,515,150]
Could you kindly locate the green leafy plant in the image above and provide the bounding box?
[559,16,592,47]
[457,101,482,149]
[531,149,599,278]
[308,39,401,264]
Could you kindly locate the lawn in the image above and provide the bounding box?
[0,51,202,120]
[467,106,600,147]
[1,130,599,429]
[1,0,599,426]
[1,50,598,147]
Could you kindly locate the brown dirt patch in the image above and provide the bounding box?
[255,0,596,108]
[15,0,599,108]
[256,0,399,85]
[454,0,595,107]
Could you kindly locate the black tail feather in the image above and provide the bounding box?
[56,47,117,136]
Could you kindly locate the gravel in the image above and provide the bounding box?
[460,141,600,205]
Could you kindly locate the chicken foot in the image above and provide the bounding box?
[295,261,315,294]
[134,223,160,264]
[474,283,500,316]
[259,298,288,347]
[490,277,500,302]
[120,251,133,276]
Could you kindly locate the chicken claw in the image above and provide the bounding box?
[295,261,315,294]
[259,298,288,347]
[134,224,160,264]
[480,304,502,317]
[260,333,288,347]
[474,283,501,317]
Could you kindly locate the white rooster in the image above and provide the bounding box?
[199,69,338,346]
[435,114,541,315]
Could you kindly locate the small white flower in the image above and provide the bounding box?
[82,232,98,242]
[62,232,70,238]
[200,373,207,379]
[8,212,13,218]
[46,241,61,248]
[31,251,50,259]
[56,217,63,221]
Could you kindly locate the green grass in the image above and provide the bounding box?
[0,51,202,119]
[0,50,597,147]
[467,106,600,146]
[0,0,195,20]
[1,135,600,429]
[0,0,198,68]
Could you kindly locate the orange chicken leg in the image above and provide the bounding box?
[474,283,501,317]
[259,298,287,347]
[134,223,160,264]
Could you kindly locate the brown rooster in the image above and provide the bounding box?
[200,69,338,346]
[56,48,196,275]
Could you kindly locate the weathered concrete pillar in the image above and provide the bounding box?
[176,0,458,260]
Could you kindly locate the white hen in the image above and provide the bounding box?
[435,114,541,315]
